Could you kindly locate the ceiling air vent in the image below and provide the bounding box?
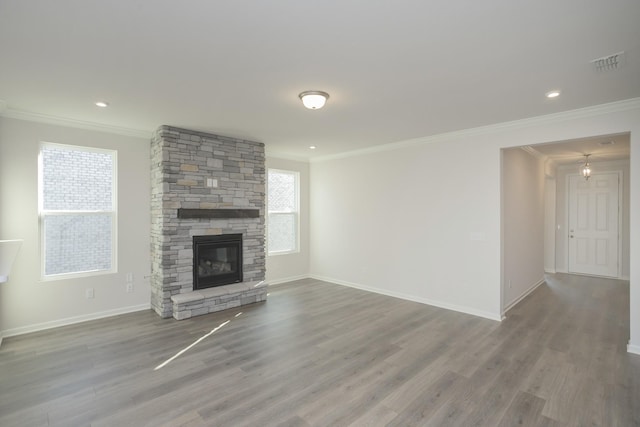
[591,51,625,72]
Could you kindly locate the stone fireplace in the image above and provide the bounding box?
[150,126,267,320]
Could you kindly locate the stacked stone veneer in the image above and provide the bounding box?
[150,126,266,319]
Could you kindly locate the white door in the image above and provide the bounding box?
[568,173,619,277]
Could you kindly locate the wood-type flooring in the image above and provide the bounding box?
[0,273,638,426]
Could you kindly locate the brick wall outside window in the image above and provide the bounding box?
[40,144,115,276]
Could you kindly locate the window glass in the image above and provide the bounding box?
[40,143,116,278]
[268,169,299,255]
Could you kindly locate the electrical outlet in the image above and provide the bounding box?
[508,280,512,289]
[86,288,94,299]
[126,272,134,283]
[126,283,134,293]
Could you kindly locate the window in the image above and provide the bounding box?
[39,143,117,278]
[267,169,299,255]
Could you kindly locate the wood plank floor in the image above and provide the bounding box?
[0,274,638,426]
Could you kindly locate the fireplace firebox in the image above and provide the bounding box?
[193,234,243,290]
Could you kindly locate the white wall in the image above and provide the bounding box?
[544,176,557,273]
[630,126,640,354]
[0,117,151,336]
[310,137,503,320]
[554,159,630,278]
[265,157,310,284]
[310,100,640,335]
[502,148,545,311]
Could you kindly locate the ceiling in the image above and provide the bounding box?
[528,133,630,166]
[1,1,639,160]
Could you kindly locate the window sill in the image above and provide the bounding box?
[41,268,116,282]
[268,250,300,257]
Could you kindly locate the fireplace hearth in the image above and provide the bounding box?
[193,234,242,290]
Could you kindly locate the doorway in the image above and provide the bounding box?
[501,133,630,316]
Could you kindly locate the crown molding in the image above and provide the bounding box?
[0,107,152,139]
[520,145,546,160]
[311,97,640,163]
[265,150,311,163]
[544,158,558,175]
[557,157,630,171]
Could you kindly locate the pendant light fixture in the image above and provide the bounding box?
[299,91,329,110]
[581,154,592,180]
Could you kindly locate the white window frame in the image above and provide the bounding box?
[267,168,300,256]
[38,142,118,280]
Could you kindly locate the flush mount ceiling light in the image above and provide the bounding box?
[95,101,109,108]
[581,154,592,180]
[299,91,329,110]
[545,90,561,99]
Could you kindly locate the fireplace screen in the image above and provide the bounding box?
[193,234,242,290]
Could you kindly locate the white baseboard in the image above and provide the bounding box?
[628,342,640,356]
[503,278,546,315]
[1,303,151,339]
[544,268,556,274]
[562,272,629,281]
[309,275,502,322]
[267,274,311,286]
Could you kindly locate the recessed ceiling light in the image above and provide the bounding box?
[95,101,109,108]
[545,90,561,99]
[309,146,317,150]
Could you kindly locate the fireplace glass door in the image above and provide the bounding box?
[193,234,242,290]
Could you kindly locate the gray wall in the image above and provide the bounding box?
[502,147,545,311]
[0,117,151,335]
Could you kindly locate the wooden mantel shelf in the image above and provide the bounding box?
[177,208,260,219]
